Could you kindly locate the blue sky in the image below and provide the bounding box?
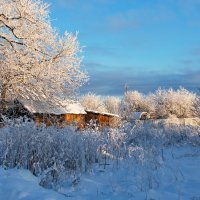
[47,0,200,96]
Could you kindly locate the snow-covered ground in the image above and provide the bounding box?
[1,145,200,200]
[0,168,66,200]
[60,145,200,200]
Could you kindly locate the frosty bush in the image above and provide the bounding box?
[122,121,200,192]
[120,87,199,119]
[0,118,126,188]
[120,91,152,120]
[194,96,200,117]
[0,116,199,191]
[104,96,120,115]
[150,88,197,119]
[80,93,107,112]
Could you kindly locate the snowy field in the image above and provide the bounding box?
[1,145,200,200]
[60,146,200,200]
[0,120,200,200]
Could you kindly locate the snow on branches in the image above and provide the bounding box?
[150,88,197,119]
[0,0,88,107]
[80,93,107,113]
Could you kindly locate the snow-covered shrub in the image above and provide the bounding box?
[150,88,197,119]
[0,118,126,188]
[120,91,152,120]
[119,87,198,120]
[194,96,200,117]
[104,96,120,115]
[121,121,200,192]
[80,93,107,112]
[0,116,199,191]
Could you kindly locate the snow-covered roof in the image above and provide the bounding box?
[131,112,148,120]
[85,109,119,117]
[21,100,86,115]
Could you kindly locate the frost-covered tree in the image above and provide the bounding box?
[0,0,88,109]
[104,96,120,115]
[120,91,152,120]
[150,88,197,118]
[80,93,107,112]
[194,96,200,117]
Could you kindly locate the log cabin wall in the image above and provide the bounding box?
[34,113,85,129]
[64,114,85,129]
[33,111,119,129]
[85,111,118,128]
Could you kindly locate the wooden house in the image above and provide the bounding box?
[85,110,120,128]
[1,100,120,129]
[32,109,120,129]
[21,100,86,129]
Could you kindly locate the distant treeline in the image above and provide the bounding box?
[80,87,200,119]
